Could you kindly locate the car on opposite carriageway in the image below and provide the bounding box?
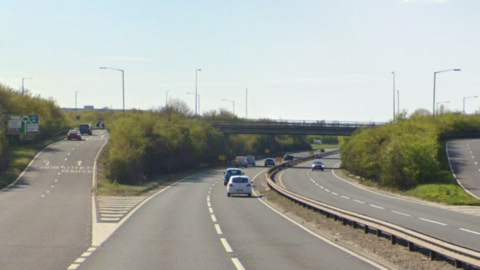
[311,160,324,171]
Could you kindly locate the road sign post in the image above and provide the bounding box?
[8,115,39,139]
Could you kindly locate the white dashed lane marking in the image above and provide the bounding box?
[341,196,350,199]
[392,210,411,217]
[419,218,447,226]
[354,199,365,204]
[211,214,217,222]
[232,258,246,270]
[220,238,233,253]
[370,204,384,210]
[215,224,223,234]
[209,207,214,214]
[460,228,480,236]
[331,192,338,196]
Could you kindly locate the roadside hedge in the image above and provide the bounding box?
[341,111,480,190]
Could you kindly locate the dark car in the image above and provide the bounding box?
[79,123,92,135]
[224,168,244,186]
[67,130,82,141]
[311,161,324,171]
[283,154,294,161]
[264,158,276,167]
[246,155,256,167]
[320,148,326,153]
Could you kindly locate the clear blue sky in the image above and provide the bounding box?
[1,0,479,121]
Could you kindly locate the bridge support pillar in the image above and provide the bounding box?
[269,135,276,154]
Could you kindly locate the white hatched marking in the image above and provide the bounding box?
[100,214,124,217]
[67,264,80,270]
[220,238,233,253]
[100,217,121,221]
[81,252,92,257]
[74,258,85,263]
[100,210,128,214]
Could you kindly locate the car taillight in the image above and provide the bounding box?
[229,184,234,187]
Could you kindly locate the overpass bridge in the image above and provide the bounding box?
[211,120,382,136]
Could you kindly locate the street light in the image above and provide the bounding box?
[433,69,461,119]
[166,90,170,107]
[222,99,235,115]
[463,96,478,113]
[195,69,201,116]
[22,77,32,95]
[436,101,450,114]
[187,92,200,114]
[391,72,395,121]
[397,90,400,116]
[75,90,80,115]
[100,67,125,117]
[245,88,248,118]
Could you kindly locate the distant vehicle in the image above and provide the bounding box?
[224,168,244,186]
[79,123,92,135]
[235,156,248,168]
[264,158,276,167]
[283,154,294,161]
[95,119,105,129]
[246,155,256,167]
[320,149,326,153]
[67,130,82,141]
[311,161,324,171]
[313,139,323,144]
[227,176,252,197]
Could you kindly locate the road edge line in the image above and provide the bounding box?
[251,172,389,270]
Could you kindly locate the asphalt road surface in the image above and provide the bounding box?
[447,139,480,199]
[78,157,382,270]
[277,153,480,252]
[0,130,107,270]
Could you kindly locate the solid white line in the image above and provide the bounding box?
[251,188,389,270]
[460,228,480,236]
[231,258,246,270]
[370,204,384,210]
[331,192,338,196]
[354,199,365,204]
[209,207,214,214]
[391,210,410,217]
[220,238,233,253]
[211,214,217,222]
[215,224,223,234]
[419,218,447,226]
[341,196,350,199]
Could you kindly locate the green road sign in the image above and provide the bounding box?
[8,115,39,134]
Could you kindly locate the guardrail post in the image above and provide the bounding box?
[454,260,462,268]
[430,250,436,261]
[353,221,357,229]
[342,218,347,226]
[376,230,381,237]
[364,225,369,234]
[391,235,396,245]
[408,242,414,251]
[334,215,338,221]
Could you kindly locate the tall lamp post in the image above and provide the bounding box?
[436,101,450,114]
[187,92,200,114]
[463,96,478,113]
[166,90,170,107]
[195,69,201,116]
[397,90,400,116]
[22,77,32,95]
[391,72,395,122]
[100,67,125,117]
[222,99,235,115]
[75,90,80,115]
[433,69,461,119]
[245,88,248,118]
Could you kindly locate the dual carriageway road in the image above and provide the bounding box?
[1,131,480,269]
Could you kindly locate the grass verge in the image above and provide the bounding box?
[310,144,339,150]
[0,135,64,190]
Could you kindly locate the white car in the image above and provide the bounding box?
[227,176,252,197]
